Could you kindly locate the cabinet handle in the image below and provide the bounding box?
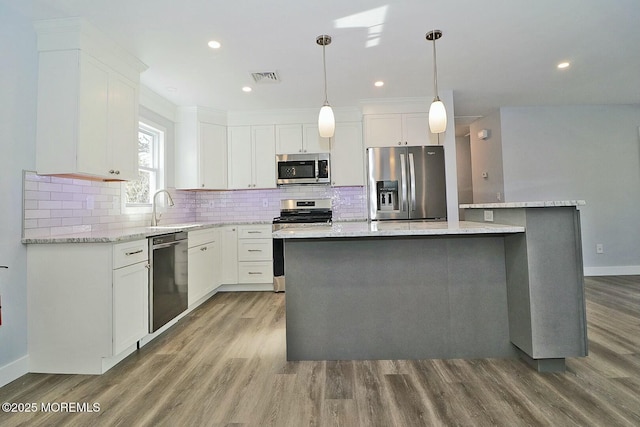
[248,249,262,252]
[109,169,115,174]
[145,263,151,269]
[0,266,8,269]
[248,272,262,275]
[200,246,208,251]
[248,231,262,234]
[125,249,143,256]
[115,170,120,175]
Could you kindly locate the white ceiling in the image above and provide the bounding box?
[8,0,640,134]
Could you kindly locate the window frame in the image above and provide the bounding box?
[122,119,166,214]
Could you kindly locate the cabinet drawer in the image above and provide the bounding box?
[238,239,273,261]
[188,228,217,248]
[238,262,273,283]
[113,240,148,269]
[238,224,272,239]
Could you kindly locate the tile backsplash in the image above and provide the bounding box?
[22,171,367,238]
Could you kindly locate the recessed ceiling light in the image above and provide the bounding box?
[374,81,384,87]
[208,40,221,49]
[557,61,570,69]
[242,86,252,92]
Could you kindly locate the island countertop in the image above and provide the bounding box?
[272,220,525,239]
[460,200,586,209]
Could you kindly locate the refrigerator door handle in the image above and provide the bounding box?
[400,153,408,212]
[408,152,416,212]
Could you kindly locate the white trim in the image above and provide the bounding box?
[139,85,177,122]
[584,266,640,276]
[0,355,29,388]
[216,283,273,292]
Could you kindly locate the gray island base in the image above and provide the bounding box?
[278,207,587,373]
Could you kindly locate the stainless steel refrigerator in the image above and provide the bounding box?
[367,146,447,220]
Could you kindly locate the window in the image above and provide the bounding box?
[124,121,165,210]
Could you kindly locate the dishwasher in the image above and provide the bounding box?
[148,232,188,332]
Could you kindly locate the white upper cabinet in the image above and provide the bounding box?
[34,18,147,181]
[228,125,276,189]
[275,124,330,154]
[175,107,227,189]
[330,122,365,186]
[364,113,438,147]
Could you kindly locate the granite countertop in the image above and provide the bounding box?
[459,200,586,209]
[272,220,525,239]
[22,220,272,244]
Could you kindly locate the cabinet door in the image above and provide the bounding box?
[188,243,216,306]
[364,114,403,147]
[331,122,364,186]
[403,113,438,146]
[108,72,139,180]
[275,124,303,154]
[201,123,227,188]
[303,124,331,153]
[252,125,276,189]
[113,261,149,355]
[77,54,110,177]
[220,226,239,284]
[227,126,253,189]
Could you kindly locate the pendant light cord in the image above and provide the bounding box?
[322,41,329,105]
[432,36,439,100]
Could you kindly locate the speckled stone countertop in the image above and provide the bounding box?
[22,221,272,244]
[272,220,525,239]
[459,200,586,209]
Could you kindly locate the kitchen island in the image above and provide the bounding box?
[274,202,587,372]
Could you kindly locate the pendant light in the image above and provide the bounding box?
[316,34,335,138]
[426,30,447,134]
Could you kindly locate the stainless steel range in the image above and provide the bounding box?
[272,199,332,292]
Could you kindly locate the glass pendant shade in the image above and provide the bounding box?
[429,98,447,133]
[318,104,335,138]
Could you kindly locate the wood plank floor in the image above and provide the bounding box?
[1,275,639,426]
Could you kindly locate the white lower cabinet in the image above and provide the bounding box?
[218,224,273,286]
[188,229,221,306]
[237,225,273,284]
[27,240,149,374]
[113,259,149,355]
[220,225,239,284]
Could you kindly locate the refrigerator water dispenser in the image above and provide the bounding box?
[376,181,399,211]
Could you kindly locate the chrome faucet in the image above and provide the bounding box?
[151,189,175,226]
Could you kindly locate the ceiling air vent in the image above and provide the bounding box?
[250,71,280,84]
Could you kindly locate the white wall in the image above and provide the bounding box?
[499,105,640,275]
[469,111,505,203]
[455,135,473,218]
[0,4,38,386]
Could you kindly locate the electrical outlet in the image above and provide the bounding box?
[262,199,269,208]
[484,210,494,222]
[208,200,215,208]
[596,243,604,254]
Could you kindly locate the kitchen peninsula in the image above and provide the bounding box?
[274,201,587,372]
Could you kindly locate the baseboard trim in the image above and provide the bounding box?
[217,283,273,292]
[0,355,29,388]
[584,266,640,276]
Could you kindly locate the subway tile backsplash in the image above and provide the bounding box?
[22,171,367,238]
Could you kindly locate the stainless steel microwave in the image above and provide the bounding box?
[276,153,330,185]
